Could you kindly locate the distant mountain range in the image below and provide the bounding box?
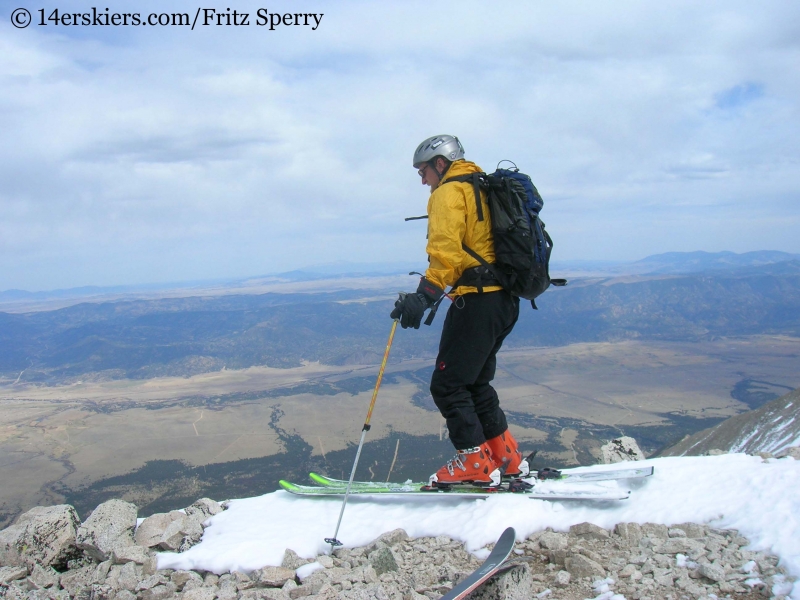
[551,250,800,277]
[3,251,799,309]
[1,254,799,383]
[659,386,800,456]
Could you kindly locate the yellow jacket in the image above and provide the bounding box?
[424,160,502,295]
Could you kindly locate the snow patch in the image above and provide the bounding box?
[295,561,324,580]
[155,454,800,599]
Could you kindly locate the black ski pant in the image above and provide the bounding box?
[429,290,520,450]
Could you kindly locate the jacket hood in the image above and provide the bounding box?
[440,160,482,184]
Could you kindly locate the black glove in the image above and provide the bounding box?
[389,278,445,329]
[391,293,428,329]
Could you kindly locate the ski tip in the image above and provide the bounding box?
[279,480,300,493]
[499,526,516,545]
[309,472,328,485]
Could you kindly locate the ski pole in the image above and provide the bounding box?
[325,316,399,550]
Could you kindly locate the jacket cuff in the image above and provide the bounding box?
[416,278,444,304]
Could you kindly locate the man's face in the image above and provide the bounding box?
[417,161,441,191]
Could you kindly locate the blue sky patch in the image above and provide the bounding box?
[715,82,765,110]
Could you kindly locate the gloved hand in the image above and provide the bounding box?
[390,278,445,329]
[391,292,428,329]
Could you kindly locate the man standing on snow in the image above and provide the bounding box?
[391,134,528,486]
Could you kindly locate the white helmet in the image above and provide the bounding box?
[412,135,465,168]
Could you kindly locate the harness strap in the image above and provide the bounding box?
[455,244,502,293]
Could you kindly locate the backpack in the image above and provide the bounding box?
[448,161,567,309]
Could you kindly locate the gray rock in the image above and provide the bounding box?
[181,587,218,600]
[281,548,310,570]
[569,522,609,540]
[162,514,203,551]
[0,565,28,584]
[325,567,352,585]
[134,512,184,548]
[369,546,398,576]
[316,554,334,568]
[26,564,59,589]
[600,436,646,463]
[553,570,571,587]
[565,554,605,578]
[142,554,158,576]
[299,570,328,594]
[136,573,169,591]
[260,589,290,600]
[698,562,726,582]
[0,505,81,570]
[615,522,643,545]
[672,523,707,538]
[59,564,95,597]
[469,563,534,599]
[140,582,178,600]
[706,449,726,456]
[171,569,203,590]
[778,446,800,460]
[579,548,604,565]
[76,500,137,561]
[653,538,705,555]
[538,532,569,551]
[288,586,313,599]
[374,529,409,547]
[90,582,115,600]
[232,570,256,591]
[653,570,675,586]
[667,527,687,538]
[640,523,669,539]
[111,544,150,565]
[114,591,137,600]
[548,549,568,566]
[107,561,140,591]
[676,574,707,596]
[256,566,296,587]
[185,498,223,521]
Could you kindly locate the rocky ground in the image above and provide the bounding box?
[2,443,799,600]
[0,497,796,600]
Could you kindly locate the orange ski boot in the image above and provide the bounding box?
[485,430,529,477]
[429,444,501,486]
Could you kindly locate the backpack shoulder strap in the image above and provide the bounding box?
[442,173,485,221]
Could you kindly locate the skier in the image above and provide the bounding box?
[391,134,528,486]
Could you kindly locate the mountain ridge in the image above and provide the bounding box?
[659,386,800,457]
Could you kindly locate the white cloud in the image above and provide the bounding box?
[0,0,798,289]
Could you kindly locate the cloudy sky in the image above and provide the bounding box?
[1,1,798,291]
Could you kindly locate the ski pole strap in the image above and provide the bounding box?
[423,295,444,326]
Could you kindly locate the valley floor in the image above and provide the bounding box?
[0,336,798,527]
